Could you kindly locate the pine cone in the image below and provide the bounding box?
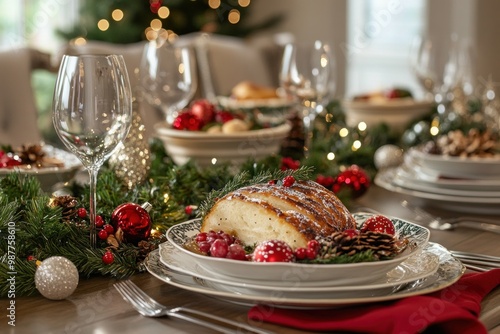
[137,240,157,261]
[50,195,79,222]
[320,231,405,260]
[16,144,45,165]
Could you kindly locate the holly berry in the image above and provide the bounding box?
[77,208,87,218]
[361,215,395,235]
[102,250,114,265]
[95,215,105,228]
[103,224,114,234]
[252,240,295,262]
[343,229,360,238]
[98,229,108,240]
[268,179,276,185]
[282,175,295,187]
[294,247,307,260]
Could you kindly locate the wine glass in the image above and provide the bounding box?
[139,38,197,125]
[280,40,335,155]
[53,55,132,248]
[410,35,460,115]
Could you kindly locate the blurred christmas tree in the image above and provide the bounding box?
[58,0,283,43]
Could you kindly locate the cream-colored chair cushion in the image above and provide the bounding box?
[0,48,42,147]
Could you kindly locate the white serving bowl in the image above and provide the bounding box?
[165,214,430,285]
[342,99,434,133]
[154,122,291,168]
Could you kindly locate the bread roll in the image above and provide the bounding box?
[201,180,356,249]
[231,81,279,100]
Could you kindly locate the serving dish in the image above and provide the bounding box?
[145,242,464,308]
[154,122,291,168]
[342,99,433,133]
[159,240,440,292]
[165,214,430,285]
[408,147,500,179]
[0,145,82,192]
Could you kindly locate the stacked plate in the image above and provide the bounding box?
[144,214,465,308]
[375,147,500,214]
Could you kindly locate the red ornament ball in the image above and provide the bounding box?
[172,111,202,131]
[332,165,370,198]
[361,215,396,235]
[190,99,216,125]
[102,251,114,265]
[110,202,152,244]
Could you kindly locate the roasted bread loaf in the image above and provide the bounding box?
[201,180,357,249]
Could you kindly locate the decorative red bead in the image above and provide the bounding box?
[98,229,108,240]
[77,207,88,218]
[282,175,295,187]
[102,251,114,265]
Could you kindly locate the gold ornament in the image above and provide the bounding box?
[109,99,151,189]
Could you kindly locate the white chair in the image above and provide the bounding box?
[0,47,43,147]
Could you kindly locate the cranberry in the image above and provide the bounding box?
[103,224,114,234]
[210,239,229,258]
[198,241,211,254]
[95,215,105,228]
[294,247,307,260]
[343,229,360,238]
[226,244,247,261]
[282,175,296,187]
[195,232,208,243]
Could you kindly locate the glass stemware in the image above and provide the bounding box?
[410,35,460,116]
[280,40,335,155]
[139,38,197,125]
[53,55,132,248]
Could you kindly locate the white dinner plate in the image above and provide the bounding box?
[166,215,430,285]
[159,240,440,293]
[375,168,500,214]
[145,243,465,308]
[393,165,500,197]
[409,147,500,179]
[0,145,82,192]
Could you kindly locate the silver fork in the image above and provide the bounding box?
[114,280,273,334]
[400,200,500,234]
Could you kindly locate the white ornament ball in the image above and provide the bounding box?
[374,144,404,170]
[35,256,79,300]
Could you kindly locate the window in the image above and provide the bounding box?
[345,0,426,98]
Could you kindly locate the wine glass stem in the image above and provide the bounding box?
[88,168,99,248]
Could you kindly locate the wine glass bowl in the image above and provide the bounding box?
[279,40,335,153]
[140,38,197,124]
[53,54,132,247]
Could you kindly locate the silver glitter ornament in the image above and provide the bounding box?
[109,99,151,189]
[35,256,79,300]
[374,144,404,170]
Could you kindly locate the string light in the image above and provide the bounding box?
[327,152,335,160]
[228,9,240,24]
[357,122,367,131]
[352,140,362,151]
[158,6,170,19]
[239,0,251,7]
[150,18,162,31]
[97,19,110,31]
[339,128,349,137]
[111,9,124,21]
[208,0,221,9]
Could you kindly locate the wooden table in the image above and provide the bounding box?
[4,186,500,334]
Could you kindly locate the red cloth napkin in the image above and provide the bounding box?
[248,268,500,334]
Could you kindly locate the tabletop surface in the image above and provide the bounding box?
[3,185,500,334]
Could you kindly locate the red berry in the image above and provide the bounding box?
[343,229,360,238]
[103,224,114,234]
[210,239,229,258]
[102,251,114,265]
[172,111,203,131]
[215,110,235,123]
[195,232,208,243]
[252,240,295,263]
[307,239,320,253]
[198,241,211,254]
[306,247,317,260]
[98,229,108,240]
[361,215,395,235]
[191,99,216,125]
[77,208,87,218]
[226,244,247,261]
[185,205,193,215]
[282,175,295,187]
[268,180,276,185]
[294,247,307,260]
[95,215,105,228]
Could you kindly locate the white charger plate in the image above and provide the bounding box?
[166,214,430,285]
[145,243,465,308]
[159,240,439,293]
[409,147,500,179]
[0,145,82,192]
